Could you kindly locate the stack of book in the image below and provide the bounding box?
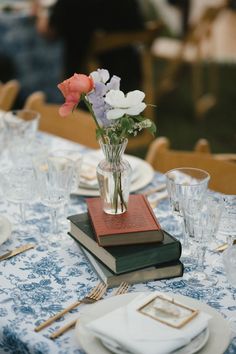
[68,195,183,286]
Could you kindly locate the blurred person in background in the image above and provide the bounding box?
[34,0,148,92]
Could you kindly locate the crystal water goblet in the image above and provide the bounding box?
[183,193,223,287]
[34,155,74,244]
[222,244,236,334]
[3,109,40,164]
[50,149,83,193]
[0,166,39,240]
[218,194,236,246]
[165,168,210,260]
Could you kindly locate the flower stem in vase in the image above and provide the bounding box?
[97,139,131,215]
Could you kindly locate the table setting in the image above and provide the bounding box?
[0,69,236,354]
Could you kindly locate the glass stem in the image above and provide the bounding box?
[182,216,189,249]
[50,207,59,234]
[19,202,26,224]
[197,246,206,273]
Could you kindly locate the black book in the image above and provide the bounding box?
[68,212,182,274]
[80,245,184,287]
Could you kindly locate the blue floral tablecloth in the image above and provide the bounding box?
[0,132,235,354]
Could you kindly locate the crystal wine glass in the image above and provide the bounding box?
[222,244,236,334]
[3,109,40,165]
[34,155,74,244]
[165,168,210,263]
[0,166,39,239]
[183,192,223,287]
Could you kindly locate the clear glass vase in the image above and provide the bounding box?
[96,139,132,215]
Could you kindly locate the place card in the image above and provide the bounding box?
[137,294,199,328]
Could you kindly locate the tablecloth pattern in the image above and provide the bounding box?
[0,132,235,354]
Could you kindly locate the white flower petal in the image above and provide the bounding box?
[90,69,109,83]
[106,108,126,120]
[105,90,125,107]
[98,69,110,83]
[125,102,146,115]
[90,71,100,83]
[126,90,145,106]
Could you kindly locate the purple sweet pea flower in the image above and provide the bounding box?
[87,74,121,126]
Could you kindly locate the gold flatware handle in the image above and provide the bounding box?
[35,300,82,332]
[49,283,129,339]
[50,318,78,339]
[35,282,107,332]
[0,244,35,261]
[214,239,236,252]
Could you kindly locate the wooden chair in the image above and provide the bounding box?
[24,91,157,153]
[87,21,162,151]
[24,91,99,149]
[0,79,20,111]
[146,137,236,194]
[151,4,226,119]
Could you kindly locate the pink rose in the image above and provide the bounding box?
[58,74,94,117]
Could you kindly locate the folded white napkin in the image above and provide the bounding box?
[87,292,211,354]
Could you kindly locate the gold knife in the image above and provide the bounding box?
[0,244,35,261]
[214,239,236,252]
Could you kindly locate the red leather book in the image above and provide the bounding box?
[86,194,164,246]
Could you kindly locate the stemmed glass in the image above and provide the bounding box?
[183,193,223,287]
[222,244,236,334]
[165,168,210,262]
[3,109,40,164]
[0,166,39,239]
[219,194,236,247]
[34,155,74,244]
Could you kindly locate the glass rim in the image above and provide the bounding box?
[165,167,210,186]
[4,109,40,120]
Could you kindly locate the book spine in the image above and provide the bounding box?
[117,241,181,274]
[87,209,102,246]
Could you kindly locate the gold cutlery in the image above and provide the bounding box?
[0,244,35,261]
[50,281,130,339]
[35,282,106,332]
[214,239,236,252]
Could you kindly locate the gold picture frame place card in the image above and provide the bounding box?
[0,244,35,261]
[138,294,199,328]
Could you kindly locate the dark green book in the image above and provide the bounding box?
[68,212,182,274]
[80,245,184,287]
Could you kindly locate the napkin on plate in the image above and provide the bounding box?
[86,292,211,354]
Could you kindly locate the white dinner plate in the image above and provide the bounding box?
[0,216,12,246]
[73,154,154,196]
[75,292,231,354]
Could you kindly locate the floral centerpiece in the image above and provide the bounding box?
[58,68,156,214]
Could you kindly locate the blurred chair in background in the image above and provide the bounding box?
[24,91,99,149]
[151,2,227,119]
[146,136,236,194]
[35,0,148,92]
[0,80,20,111]
[24,90,156,153]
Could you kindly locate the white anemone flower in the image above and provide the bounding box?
[105,90,146,120]
[90,69,109,84]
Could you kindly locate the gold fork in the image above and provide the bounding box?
[34,282,106,332]
[49,281,130,340]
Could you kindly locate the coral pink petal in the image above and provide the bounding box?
[59,102,74,117]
